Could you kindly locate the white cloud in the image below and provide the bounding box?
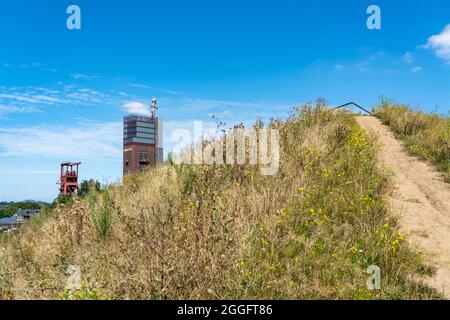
[410,66,423,73]
[424,24,450,63]
[0,92,72,106]
[356,61,369,72]
[0,85,119,108]
[67,91,102,104]
[70,73,100,80]
[0,93,40,104]
[207,110,233,118]
[0,122,122,159]
[383,68,400,75]
[32,95,67,104]
[0,104,41,116]
[122,101,151,116]
[402,52,414,64]
[1,62,58,73]
[334,64,345,71]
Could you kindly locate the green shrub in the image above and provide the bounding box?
[61,282,107,300]
[88,190,115,239]
[78,180,102,198]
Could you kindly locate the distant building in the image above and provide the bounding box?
[0,217,22,232]
[16,209,41,220]
[123,98,163,175]
[0,209,41,232]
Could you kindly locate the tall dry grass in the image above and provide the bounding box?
[0,101,441,300]
[374,102,450,182]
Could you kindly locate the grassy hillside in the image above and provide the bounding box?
[0,102,440,300]
[373,103,450,183]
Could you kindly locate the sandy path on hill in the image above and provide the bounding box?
[356,116,450,298]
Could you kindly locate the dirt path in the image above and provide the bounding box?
[356,116,450,298]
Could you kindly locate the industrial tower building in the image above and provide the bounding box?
[60,162,81,195]
[123,98,163,175]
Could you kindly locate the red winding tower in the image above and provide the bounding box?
[60,162,81,195]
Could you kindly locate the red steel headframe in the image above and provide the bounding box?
[60,162,81,195]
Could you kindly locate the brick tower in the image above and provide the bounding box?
[123,98,163,175]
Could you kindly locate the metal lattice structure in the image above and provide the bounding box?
[333,102,372,115]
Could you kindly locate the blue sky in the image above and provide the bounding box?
[1,0,450,202]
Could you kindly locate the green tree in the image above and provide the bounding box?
[77,180,102,198]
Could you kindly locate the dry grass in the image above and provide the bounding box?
[374,102,450,182]
[0,101,441,300]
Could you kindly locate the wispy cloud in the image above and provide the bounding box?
[356,61,369,72]
[332,51,425,76]
[383,68,400,75]
[410,66,423,73]
[129,83,183,95]
[70,73,100,80]
[424,24,450,63]
[0,93,42,104]
[1,62,58,73]
[0,104,41,116]
[402,52,414,64]
[0,85,121,110]
[207,110,233,118]
[0,122,122,159]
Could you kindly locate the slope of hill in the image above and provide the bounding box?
[373,103,450,182]
[0,102,441,300]
[357,116,450,298]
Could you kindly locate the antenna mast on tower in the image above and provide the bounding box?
[151,97,157,118]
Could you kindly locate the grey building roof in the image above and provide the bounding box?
[0,217,21,225]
